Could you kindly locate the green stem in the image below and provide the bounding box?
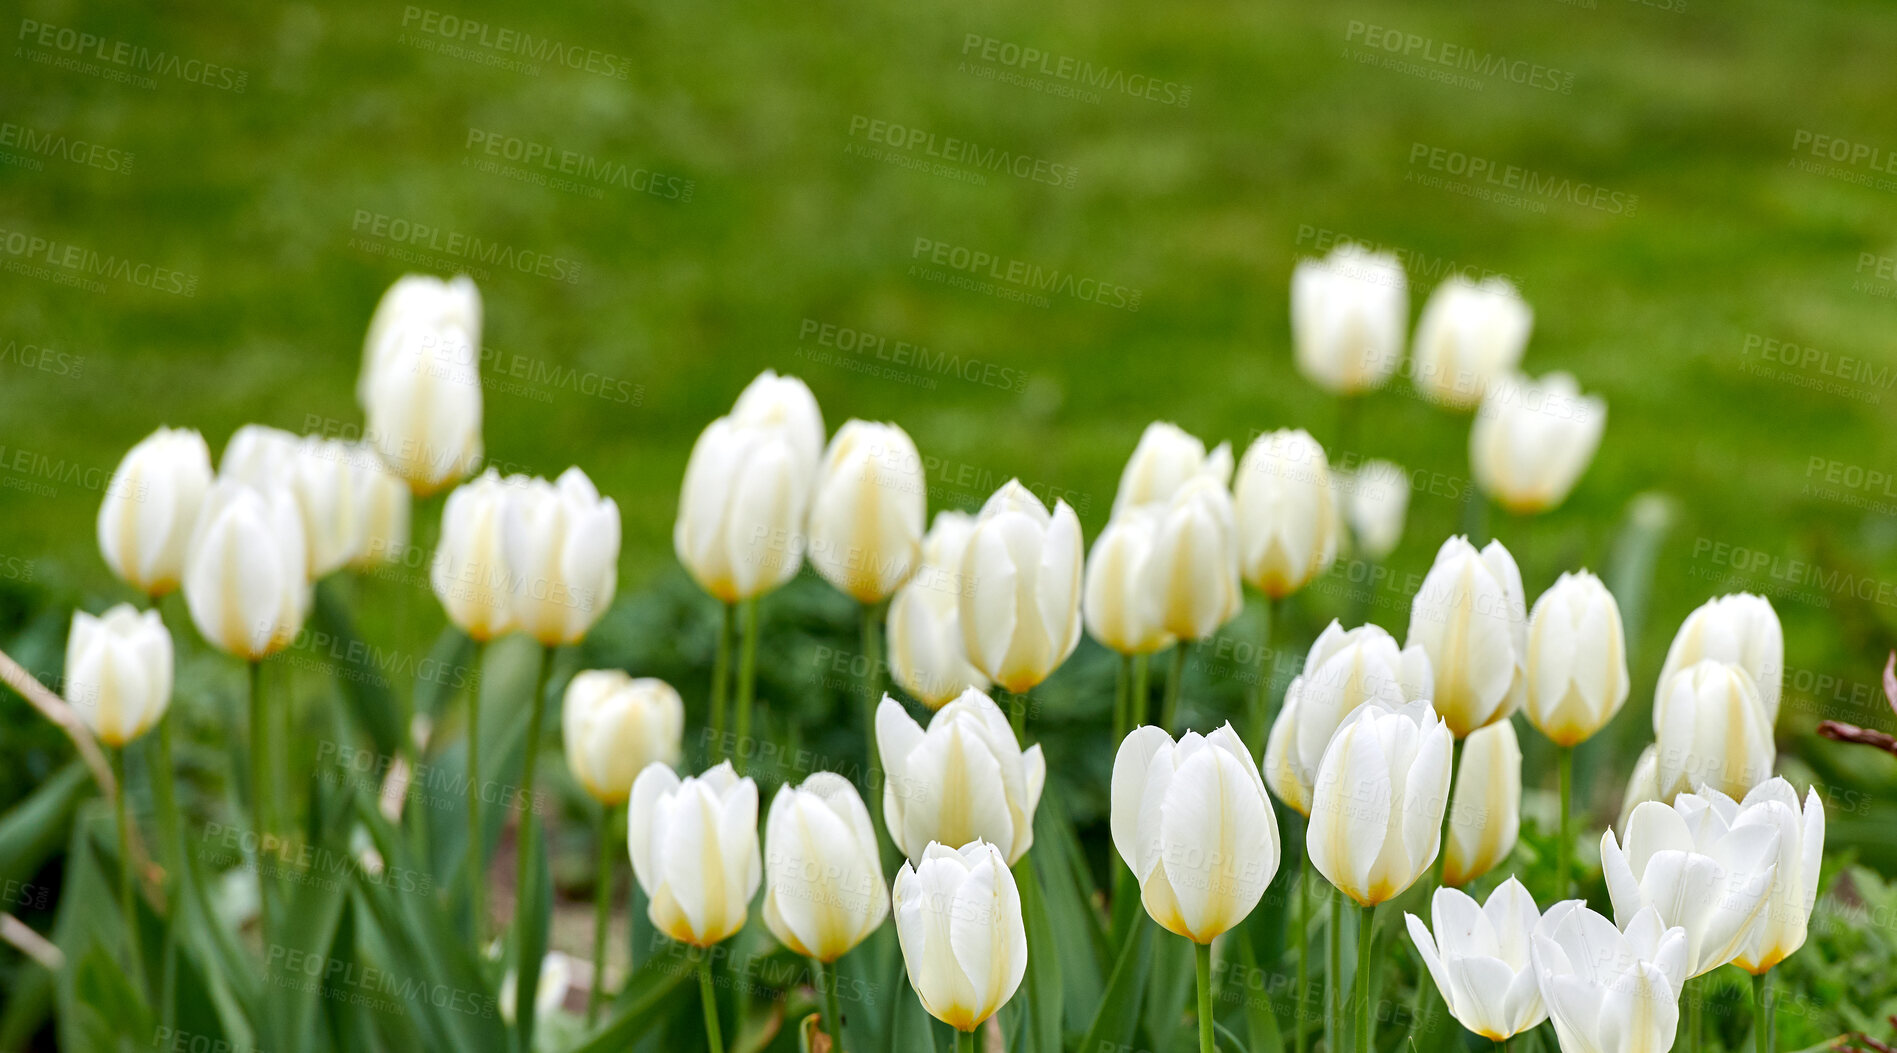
[1248,598,1277,754]
[1195,938,1214,1053]
[1328,890,1343,1053]
[1113,652,1132,744]
[1131,653,1151,728]
[709,602,735,762]
[1556,745,1574,899]
[1161,643,1188,732]
[589,802,616,1027]
[817,957,846,1053]
[1008,687,1026,739]
[1295,859,1309,1053]
[955,1026,975,1053]
[1687,975,1701,1053]
[1437,737,1462,887]
[1357,904,1374,1053]
[860,601,886,842]
[699,952,725,1053]
[733,599,760,773]
[150,712,183,1024]
[511,645,556,1053]
[114,747,147,998]
[468,640,487,940]
[1753,970,1770,1053]
[246,659,273,949]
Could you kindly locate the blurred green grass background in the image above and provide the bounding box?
[3,0,1897,856]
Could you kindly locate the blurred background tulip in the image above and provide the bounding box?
[728,369,826,484]
[1469,371,1606,515]
[358,274,481,408]
[891,840,1026,1035]
[1336,458,1409,563]
[1411,275,1532,411]
[1290,245,1407,397]
[1407,536,1525,739]
[1265,621,1432,816]
[358,292,485,495]
[806,420,925,603]
[218,423,299,486]
[1404,879,1547,1041]
[1652,659,1776,801]
[1441,718,1521,887]
[876,689,1044,864]
[97,426,213,599]
[563,672,684,804]
[1656,593,1784,727]
[1234,429,1338,599]
[182,480,310,661]
[345,443,411,570]
[65,604,172,747]
[430,469,520,642]
[504,466,620,647]
[1111,421,1232,514]
[887,512,990,709]
[287,436,365,578]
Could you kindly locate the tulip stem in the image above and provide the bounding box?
[699,951,725,1053]
[468,640,487,941]
[1161,643,1188,733]
[113,746,147,1000]
[1437,738,1462,886]
[588,802,617,1027]
[1556,745,1573,899]
[709,602,735,762]
[1113,653,1132,743]
[1752,971,1770,1053]
[733,599,760,773]
[1686,976,1701,1053]
[1295,862,1310,1053]
[1131,653,1151,728]
[1007,688,1027,738]
[1194,938,1215,1053]
[815,957,846,1053]
[1327,891,1343,1053]
[955,1027,975,1053]
[150,710,185,1024]
[860,601,886,843]
[511,644,556,1053]
[1356,903,1374,1053]
[1247,598,1280,757]
[246,659,275,951]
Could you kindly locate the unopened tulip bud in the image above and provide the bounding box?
[892,840,1026,1032]
[1441,719,1522,887]
[876,690,1045,864]
[348,446,411,569]
[1147,477,1243,642]
[1112,421,1232,514]
[1234,430,1339,598]
[562,672,683,804]
[1524,570,1629,747]
[65,605,172,747]
[675,418,815,604]
[1412,276,1531,410]
[627,761,760,947]
[887,513,990,708]
[1265,621,1433,816]
[1407,536,1526,738]
[729,370,825,485]
[1307,700,1453,906]
[183,481,310,661]
[1656,593,1783,726]
[1291,246,1407,396]
[97,427,213,597]
[505,467,620,647]
[762,773,889,962]
[958,481,1083,694]
[1470,372,1605,514]
[1653,660,1774,801]
[805,420,925,603]
[1337,459,1409,561]
[360,275,484,495]
[431,470,519,642]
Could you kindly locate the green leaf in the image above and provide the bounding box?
[1076,919,1153,1053]
[0,760,90,893]
[1012,854,1063,1053]
[568,944,693,1053]
[266,872,347,1053]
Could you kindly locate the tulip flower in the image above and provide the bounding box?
[1411,275,1531,410]
[1602,798,1781,978]
[957,480,1083,723]
[1148,477,1243,643]
[1406,536,1526,739]
[1656,593,1783,726]
[97,427,213,598]
[1290,245,1408,396]
[891,840,1027,1039]
[805,420,926,603]
[887,512,990,709]
[675,421,813,605]
[1470,372,1606,515]
[1530,901,1687,1053]
[562,672,684,805]
[1233,429,1338,599]
[876,689,1046,865]
[358,273,482,408]
[503,466,620,647]
[1525,570,1630,747]
[1112,421,1233,514]
[1084,508,1171,656]
[431,469,520,643]
[1441,719,1522,888]
[1337,458,1409,562]
[1652,660,1775,802]
[359,286,484,495]
[182,480,310,662]
[347,446,411,570]
[729,369,826,485]
[1264,621,1433,816]
[1309,699,1452,1052]
[219,423,300,486]
[66,605,173,748]
[286,436,367,578]
[1617,744,1661,838]
[1111,723,1280,943]
[1404,878,1548,1041]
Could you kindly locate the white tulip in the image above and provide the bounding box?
[887,513,990,708]
[1530,901,1687,1053]
[1602,797,1781,977]
[891,840,1027,1032]
[1233,429,1339,598]
[730,370,826,484]
[1404,878,1548,1041]
[97,427,213,597]
[805,420,926,603]
[1147,477,1243,641]
[287,436,365,578]
[1111,723,1280,943]
[1112,421,1233,514]
[1524,570,1630,747]
[358,274,482,408]
[1082,507,1172,657]
[762,773,889,962]
[1290,246,1407,396]
[1701,779,1824,975]
[957,480,1083,694]
[1338,459,1409,561]
[1617,744,1661,838]
[1411,275,1531,410]
[504,467,620,647]
[1470,372,1605,514]
[1263,621,1433,816]
[361,290,484,495]
[627,761,761,947]
[674,417,814,604]
[1442,719,1522,887]
[1307,700,1453,906]
[876,690,1046,865]
[182,481,310,661]
[1655,593,1782,727]
[561,672,684,804]
[65,605,172,747]
[431,470,520,642]
[219,423,300,486]
[1652,660,1775,801]
[347,446,411,569]
[1406,536,1526,738]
